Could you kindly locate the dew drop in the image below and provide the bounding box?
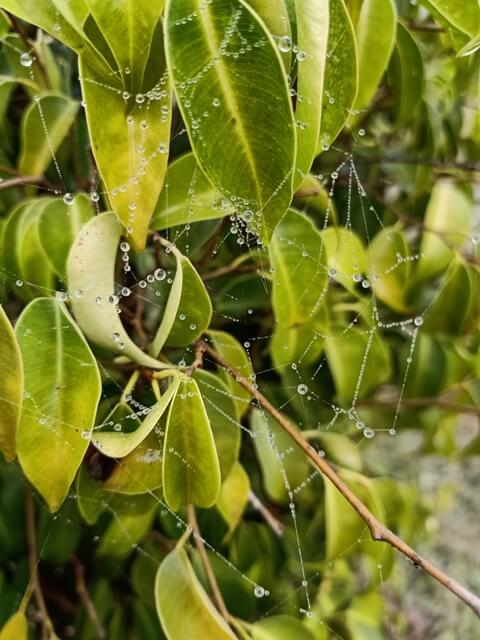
[112,332,120,342]
[297,384,308,396]
[154,268,166,281]
[363,427,375,439]
[414,316,424,327]
[254,586,265,598]
[20,52,33,67]
[278,35,292,53]
[63,192,74,205]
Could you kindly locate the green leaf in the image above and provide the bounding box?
[98,502,157,557]
[245,0,292,70]
[19,93,78,176]
[79,41,172,251]
[252,615,315,640]
[390,24,424,123]
[251,408,309,503]
[193,369,241,480]
[269,209,328,325]
[325,327,391,405]
[421,0,480,39]
[350,0,397,116]
[457,31,480,57]
[318,0,357,150]
[0,611,28,640]
[84,0,164,90]
[424,261,480,334]
[367,227,411,313]
[92,376,179,458]
[15,298,101,512]
[2,200,38,302]
[321,226,366,292]
[151,153,233,230]
[165,0,296,243]
[155,547,236,640]
[16,199,54,297]
[67,212,167,368]
[293,0,328,187]
[416,181,472,281]
[39,194,93,278]
[208,330,253,419]
[163,375,221,510]
[217,462,250,540]
[0,306,23,462]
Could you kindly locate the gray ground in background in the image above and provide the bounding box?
[366,427,479,639]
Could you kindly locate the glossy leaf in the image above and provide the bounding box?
[422,0,479,39]
[151,152,233,231]
[0,306,23,462]
[390,24,424,123]
[79,15,172,250]
[350,0,397,116]
[252,615,315,640]
[217,462,250,540]
[19,93,78,176]
[208,330,253,418]
[155,547,236,640]
[367,227,411,313]
[293,0,329,188]
[269,209,328,325]
[163,376,221,510]
[246,0,292,70]
[325,328,391,405]
[193,369,241,480]
[15,298,101,511]
[251,408,309,503]
[165,0,296,243]
[67,212,166,368]
[39,194,93,278]
[92,376,180,458]
[98,502,157,557]
[16,200,54,297]
[319,0,357,150]
[0,612,28,640]
[417,181,471,281]
[321,226,366,292]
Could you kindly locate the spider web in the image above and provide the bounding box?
[0,9,478,640]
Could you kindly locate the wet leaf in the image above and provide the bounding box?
[165,0,295,243]
[0,306,23,462]
[15,298,101,511]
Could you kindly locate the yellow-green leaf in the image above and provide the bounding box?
[155,547,236,640]
[163,376,221,510]
[217,462,250,540]
[0,611,28,640]
[15,298,101,511]
[0,306,23,462]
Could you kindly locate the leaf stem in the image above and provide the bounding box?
[199,340,480,618]
[71,555,106,639]
[25,489,57,639]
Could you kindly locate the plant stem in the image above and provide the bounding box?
[25,489,57,639]
[248,490,285,537]
[187,505,238,635]
[199,340,480,618]
[71,555,106,639]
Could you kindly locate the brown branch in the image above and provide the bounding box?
[0,175,47,191]
[8,13,50,87]
[199,340,480,618]
[187,505,234,629]
[25,490,57,639]
[72,555,106,639]
[248,490,285,537]
[186,342,206,377]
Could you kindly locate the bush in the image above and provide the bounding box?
[0,1,479,638]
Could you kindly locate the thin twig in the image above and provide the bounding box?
[187,505,234,629]
[25,489,57,639]
[248,490,285,537]
[0,175,46,191]
[200,340,480,618]
[72,555,106,639]
[186,342,206,376]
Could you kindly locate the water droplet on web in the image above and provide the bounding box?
[113,423,122,432]
[353,273,362,283]
[90,190,100,203]
[297,384,308,396]
[328,268,336,278]
[358,128,365,137]
[121,287,131,297]
[414,316,424,327]
[20,52,33,67]
[278,35,292,53]
[16,279,23,287]
[147,274,155,283]
[212,97,221,107]
[139,280,147,289]
[63,193,74,205]
[158,143,168,154]
[108,294,119,305]
[296,50,307,61]
[112,332,120,342]
[120,241,130,252]
[361,279,370,289]
[363,427,375,439]
[154,268,166,281]
[254,586,265,598]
